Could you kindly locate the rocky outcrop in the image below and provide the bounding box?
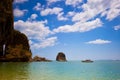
[0,0,14,56]
[5,44,32,62]
[5,30,31,53]
[0,0,32,62]
[0,30,32,62]
[56,52,67,62]
[32,56,52,62]
[4,30,32,62]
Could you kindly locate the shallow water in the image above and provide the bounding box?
[0,61,120,80]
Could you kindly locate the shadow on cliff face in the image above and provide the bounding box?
[0,0,32,62]
[0,0,14,57]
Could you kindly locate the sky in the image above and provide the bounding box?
[13,0,120,60]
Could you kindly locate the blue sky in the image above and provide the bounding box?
[13,0,120,60]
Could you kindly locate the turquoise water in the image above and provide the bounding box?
[0,61,120,80]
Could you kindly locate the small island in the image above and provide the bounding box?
[32,56,52,62]
[81,59,93,63]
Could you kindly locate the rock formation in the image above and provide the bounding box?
[0,0,32,62]
[56,52,67,62]
[0,0,14,57]
[4,30,32,62]
[32,56,52,62]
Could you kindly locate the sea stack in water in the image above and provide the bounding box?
[56,52,67,62]
[0,0,32,62]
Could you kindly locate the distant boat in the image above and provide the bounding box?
[81,59,93,63]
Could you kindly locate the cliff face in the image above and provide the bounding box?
[0,0,32,62]
[56,52,67,62]
[0,0,14,57]
[4,30,32,62]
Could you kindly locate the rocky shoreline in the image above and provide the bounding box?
[0,52,67,62]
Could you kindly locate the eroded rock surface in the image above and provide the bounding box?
[56,52,67,62]
[0,0,32,62]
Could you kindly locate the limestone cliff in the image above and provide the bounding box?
[0,0,14,56]
[0,0,32,62]
[4,30,32,62]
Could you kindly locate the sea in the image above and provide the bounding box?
[0,60,120,80]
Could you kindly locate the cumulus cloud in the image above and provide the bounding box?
[72,0,106,22]
[14,8,28,17]
[30,14,38,19]
[32,37,57,48]
[33,3,42,11]
[53,18,102,33]
[40,7,63,16]
[47,0,60,5]
[14,0,28,3]
[67,11,76,17]
[57,12,68,21]
[14,19,58,49]
[27,14,38,21]
[86,39,111,44]
[65,0,82,7]
[14,20,51,40]
[104,0,120,21]
[72,0,120,22]
[114,25,120,30]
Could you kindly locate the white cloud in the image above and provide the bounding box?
[14,8,28,17]
[47,0,60,5]
[30,14,38,19]
[32,37,57,48]
[72,0,120,22]
[14,20,51,40]
[114,25,120,30]
[53,18,102,33]
[40,7,63,16]
[14,0,28,3]
[14,19,58,49]
[28,14,38,21]
[105,0,120,20]
[33,3,42,11]
[57,12,68,21]
[72,11,92,22]
[67,11,76,17]
[86,39,111,44]
[72,0,105,22]
[65,0,82,7]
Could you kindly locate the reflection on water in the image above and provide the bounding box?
[0,62,30,80]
